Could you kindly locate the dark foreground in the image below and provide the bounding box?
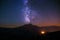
[0,24,60,40]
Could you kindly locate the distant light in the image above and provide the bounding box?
[41,31,46,34]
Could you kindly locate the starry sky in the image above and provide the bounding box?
[0,0,60,27]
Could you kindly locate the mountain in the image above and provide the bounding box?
[0,24,60,40]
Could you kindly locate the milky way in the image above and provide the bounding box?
[23,0,30,24]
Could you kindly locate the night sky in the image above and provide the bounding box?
[0,0,60,27]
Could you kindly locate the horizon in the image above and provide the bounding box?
[0,24,60,28]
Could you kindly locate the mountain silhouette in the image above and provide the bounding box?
[0,24,60,40]
[16,24,40,32]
